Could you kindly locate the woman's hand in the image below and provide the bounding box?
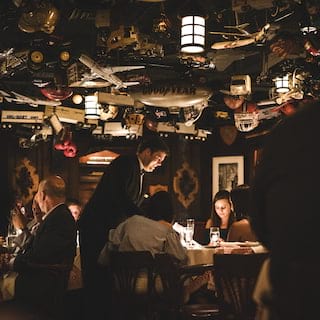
[11,208,27,230]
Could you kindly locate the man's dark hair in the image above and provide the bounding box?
[137,135,169,155]
[66,198,82,207]
[230,184,251,220]
[146,191,174,223]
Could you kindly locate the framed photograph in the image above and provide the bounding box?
[212,156,244,197]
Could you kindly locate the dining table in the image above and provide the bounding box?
[186,241,268,266]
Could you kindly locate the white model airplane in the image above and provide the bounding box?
[77,54,145,89]
[210,23,270,50]
[0,90,61,107]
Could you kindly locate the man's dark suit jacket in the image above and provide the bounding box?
[13,203,76,309]
[79,154,144,288]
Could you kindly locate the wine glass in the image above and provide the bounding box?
[210,227,220,247]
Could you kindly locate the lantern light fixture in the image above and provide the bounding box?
[274,74,290,93]
[85,94,100,119]
[179,1,207,54]
[180,15,206,53]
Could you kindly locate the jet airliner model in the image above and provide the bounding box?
[77,54,145,89]
[0,90,62,107]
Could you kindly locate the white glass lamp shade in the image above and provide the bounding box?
[274,75,290,93]
[85,95,100,119]
[181,15,205,53]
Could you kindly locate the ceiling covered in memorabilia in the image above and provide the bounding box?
[0,0,320,153]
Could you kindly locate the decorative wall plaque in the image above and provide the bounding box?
[173,162,199,209]
[219,125,238,146]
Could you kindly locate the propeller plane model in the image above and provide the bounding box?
[210,23,271,50]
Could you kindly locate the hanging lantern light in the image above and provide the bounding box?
[180,15,205,54]
[179,1,207,54]
[274,74,290,93]
[85,94,100,119]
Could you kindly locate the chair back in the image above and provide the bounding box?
[213,252,269,320]
[153,253,185,307]
[154,253,219,320]
[108,250,155,320]
[14,260,73,318]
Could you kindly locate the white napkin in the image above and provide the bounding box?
[172,222,184,234]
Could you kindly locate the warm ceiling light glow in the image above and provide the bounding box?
[274,75,290,93]
[181,15,205,53]
[72,94,83,104]
[85,94,100,119]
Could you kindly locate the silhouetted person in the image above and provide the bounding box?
[251,101,320,319]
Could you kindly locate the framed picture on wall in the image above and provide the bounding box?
[212,156,244,197]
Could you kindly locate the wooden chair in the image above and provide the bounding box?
[108,250,156,320]
[213,252,269,320]
[13,260,73,319]
[154,253,220,320]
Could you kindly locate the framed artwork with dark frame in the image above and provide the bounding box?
[212,156,244,197]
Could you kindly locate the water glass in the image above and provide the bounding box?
[6,234,16,248]
[210,227,220,247]
[184,226,194,247]
[186,218,195,230]
[185,219,195,247]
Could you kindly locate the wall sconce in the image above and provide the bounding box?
[180,15,206,53]
[273,75,290,93]
[85,94,100,119]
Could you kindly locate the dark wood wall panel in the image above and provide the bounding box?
[1,130,267,230]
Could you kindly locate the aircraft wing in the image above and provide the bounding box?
[122,81,140,87]
[11,91,61,107]
[108,66,145,73]
[0,90,10,97]
[70,72,113,88]
[211,38,255,50]
[12,91,31,100]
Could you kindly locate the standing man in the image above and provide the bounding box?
[79,135,169,319]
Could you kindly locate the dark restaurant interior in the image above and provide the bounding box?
[0,0,320,319]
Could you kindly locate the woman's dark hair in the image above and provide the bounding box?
[230,184,251,220]
[146,191,174,223]
[211,190,235,227]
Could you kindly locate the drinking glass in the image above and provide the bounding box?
[185,219,195,247]
[6,234,16,248]
[210,227,220,247]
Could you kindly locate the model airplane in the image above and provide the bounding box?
[78,54,145,89]
[210,23,270,50]
[0,90,61,107]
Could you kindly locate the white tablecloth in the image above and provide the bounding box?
[187,241,267,266]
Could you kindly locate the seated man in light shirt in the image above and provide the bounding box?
[98,191,211,302]
[99,191,187,265]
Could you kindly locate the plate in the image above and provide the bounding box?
[238,241,261,247]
